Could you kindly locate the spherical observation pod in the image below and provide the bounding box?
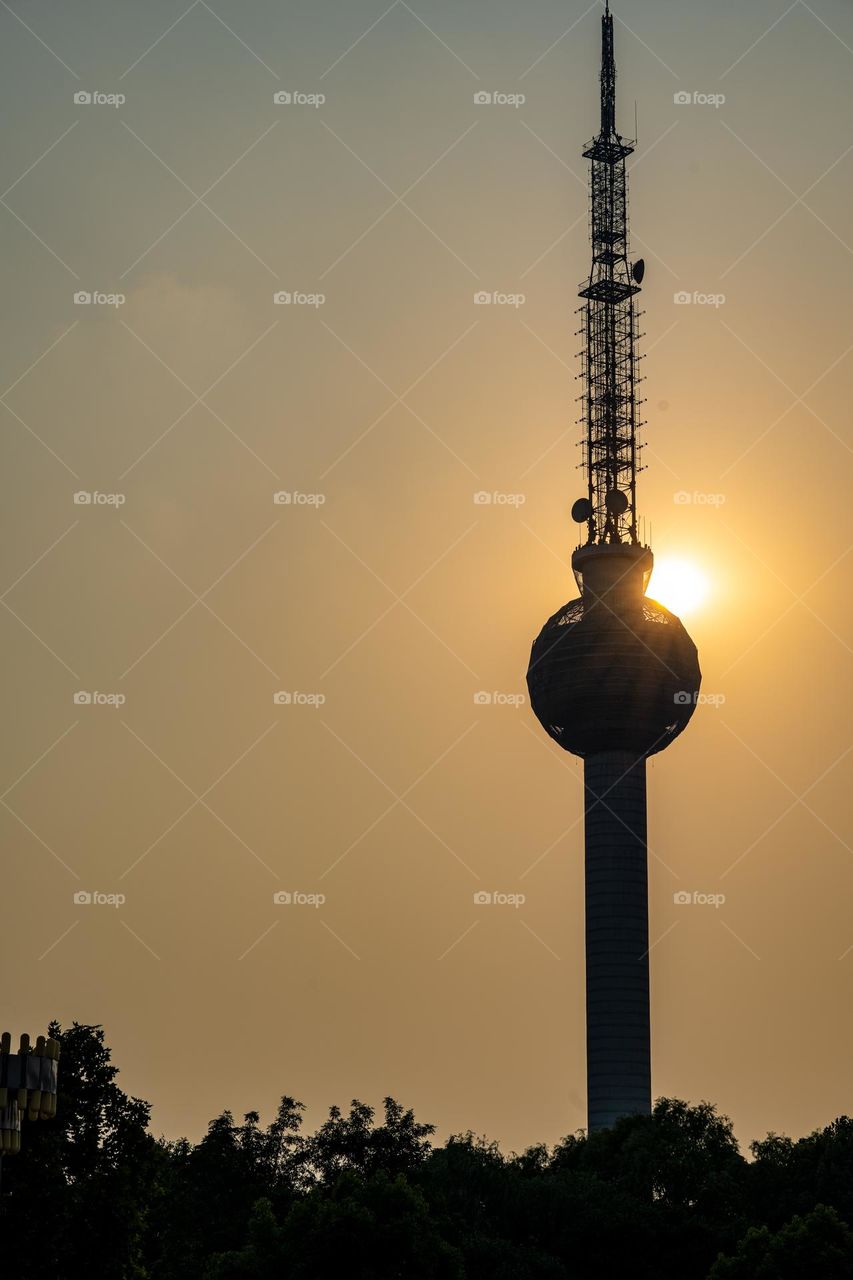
[527,546,701,759]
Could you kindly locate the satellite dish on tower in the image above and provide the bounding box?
[605,489,629,515]
[632,259,645,284]
[571,498,592,523]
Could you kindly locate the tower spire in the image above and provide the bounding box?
[600,1,616,137]
[575,3,644,547]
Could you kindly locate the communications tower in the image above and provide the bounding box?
[527,2,701,1132]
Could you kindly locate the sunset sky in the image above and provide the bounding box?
[3,0,853,1152]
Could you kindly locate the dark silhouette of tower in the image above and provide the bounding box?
[527,3,701,1133]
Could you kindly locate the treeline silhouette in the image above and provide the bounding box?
[4,1023,853,1278]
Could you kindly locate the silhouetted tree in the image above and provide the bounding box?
[150,1099,305,1278]
[7,1021,853,1279]
[748,1117,853,1229]
[299,1096,435,1184]
[2,1022,160,1280]
[278,1171,463,1279]
[708,1204,853,1278]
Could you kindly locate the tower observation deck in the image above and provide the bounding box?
[526,3,702,1132]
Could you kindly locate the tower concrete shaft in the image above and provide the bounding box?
[584,751,650,1130]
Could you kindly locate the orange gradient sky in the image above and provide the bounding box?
[2,0,853,1151]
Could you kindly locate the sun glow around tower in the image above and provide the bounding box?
[647,557,710,617]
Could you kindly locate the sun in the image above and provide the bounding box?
[647,556,710,617]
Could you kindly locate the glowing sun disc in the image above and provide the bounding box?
[648,557,709,617]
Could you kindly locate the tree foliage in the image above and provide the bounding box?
[3,1023,851,1279]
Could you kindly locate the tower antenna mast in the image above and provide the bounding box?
[577,0,644,546]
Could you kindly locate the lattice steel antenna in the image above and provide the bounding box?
[574,0,645,547]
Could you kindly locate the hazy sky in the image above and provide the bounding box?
[3,0,853,1152]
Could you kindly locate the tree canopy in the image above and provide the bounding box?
[2,1023,850,1279]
